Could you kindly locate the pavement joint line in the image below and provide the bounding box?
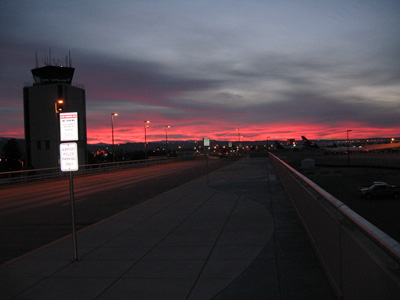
[6,255,78,299]
[0,157,339,299]
[0,167,201,268]
[263,156,283,299]
[185,193,241,300]
[78,182,203,260]
[93,188,219,299]
[2,175,216,298]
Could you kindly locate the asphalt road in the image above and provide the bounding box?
[0,157,234,264]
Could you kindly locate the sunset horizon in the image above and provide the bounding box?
[1,2,399,147]
[2,125,399,146]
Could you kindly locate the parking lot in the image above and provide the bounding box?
[273,150,400,243]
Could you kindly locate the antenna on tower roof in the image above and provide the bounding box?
[69,51,72,67]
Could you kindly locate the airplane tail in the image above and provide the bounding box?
[302,136,311,146]
[301,136,319,148]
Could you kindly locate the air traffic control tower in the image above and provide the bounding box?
[23,54,87,169]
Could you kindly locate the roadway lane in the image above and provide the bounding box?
[1,159,212,216]
[0,157,234,264]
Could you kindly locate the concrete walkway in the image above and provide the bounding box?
[1,157,337,300]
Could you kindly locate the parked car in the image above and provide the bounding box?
[359,182,400,199]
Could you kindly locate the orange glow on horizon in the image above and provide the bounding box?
[2,121,398,145]
[85,122,400,145]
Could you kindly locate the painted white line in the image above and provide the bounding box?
[76,197,88,203]
[60,198,88,207]
[122,184,137,190]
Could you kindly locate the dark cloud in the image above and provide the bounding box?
[244,91,400,128]
[1,1,400,141]
[75,51,220,104]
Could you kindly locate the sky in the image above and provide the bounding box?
[1,0,400,144]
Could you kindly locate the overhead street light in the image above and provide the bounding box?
[347,129,352,166]
[235,128,240,149]
[55,99,65,163]
[144,120,150,158]
[55,99,64,113]
[165,125,171,151]
[111,113,118,161]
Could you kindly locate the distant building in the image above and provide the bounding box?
[23,54,87,169]
[287,139,295,146]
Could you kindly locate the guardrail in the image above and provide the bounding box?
[0,157,171,187]
[269,152,400,300]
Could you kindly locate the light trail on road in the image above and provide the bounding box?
[0,159,207,216]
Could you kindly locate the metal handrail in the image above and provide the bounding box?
[0,157,171,187]
[269,152,400,262]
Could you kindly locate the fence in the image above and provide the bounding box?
[269,152,400,300]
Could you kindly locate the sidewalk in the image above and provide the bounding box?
[1,157,337,300]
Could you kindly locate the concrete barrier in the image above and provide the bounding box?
[269,152,400,299]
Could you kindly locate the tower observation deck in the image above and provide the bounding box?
[31,65,75,85]
[23,51,87,169]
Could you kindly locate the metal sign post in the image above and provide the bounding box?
[60,142,79,261]
[204,138,210,186]
[59,112,79,261]
[69,170,78,261]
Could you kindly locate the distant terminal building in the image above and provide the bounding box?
[23,52,87,169]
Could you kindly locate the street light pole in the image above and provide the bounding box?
[165,125,170,152]
[347,129,352,167]
[55,99,64,114]
[236,128,240,148]
[111,113,118,161]
[55,99,64,164]
[144,120,150,158]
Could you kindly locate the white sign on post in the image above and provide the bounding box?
[203,137,210,147]
[60,112,78,142]
[60,142,79,171]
